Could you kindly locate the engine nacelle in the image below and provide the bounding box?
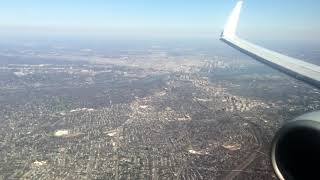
[271,111,320,180]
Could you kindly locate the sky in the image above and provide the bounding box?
[0,0,319,40]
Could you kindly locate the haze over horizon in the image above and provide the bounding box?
[0,0,319,41]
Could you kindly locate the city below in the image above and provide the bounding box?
[0,39,319,179]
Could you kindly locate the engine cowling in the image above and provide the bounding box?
[271,111,320,180]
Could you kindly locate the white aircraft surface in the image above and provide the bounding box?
[220,1,320,89]
[221,1,320,180]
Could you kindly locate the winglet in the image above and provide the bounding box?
[221,0,243,38]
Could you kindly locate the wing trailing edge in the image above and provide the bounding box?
[220,1,320,88]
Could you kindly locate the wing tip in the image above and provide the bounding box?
[221,0,244,39]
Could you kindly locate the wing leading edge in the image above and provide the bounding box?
[220,1,320,89]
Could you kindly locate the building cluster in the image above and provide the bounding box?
[0,51,319,179]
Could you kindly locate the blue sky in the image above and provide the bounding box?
[0,0,319,40]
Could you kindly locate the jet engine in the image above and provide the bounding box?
[271,111,320,180]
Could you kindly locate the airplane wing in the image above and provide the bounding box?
[220,0,320,89]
